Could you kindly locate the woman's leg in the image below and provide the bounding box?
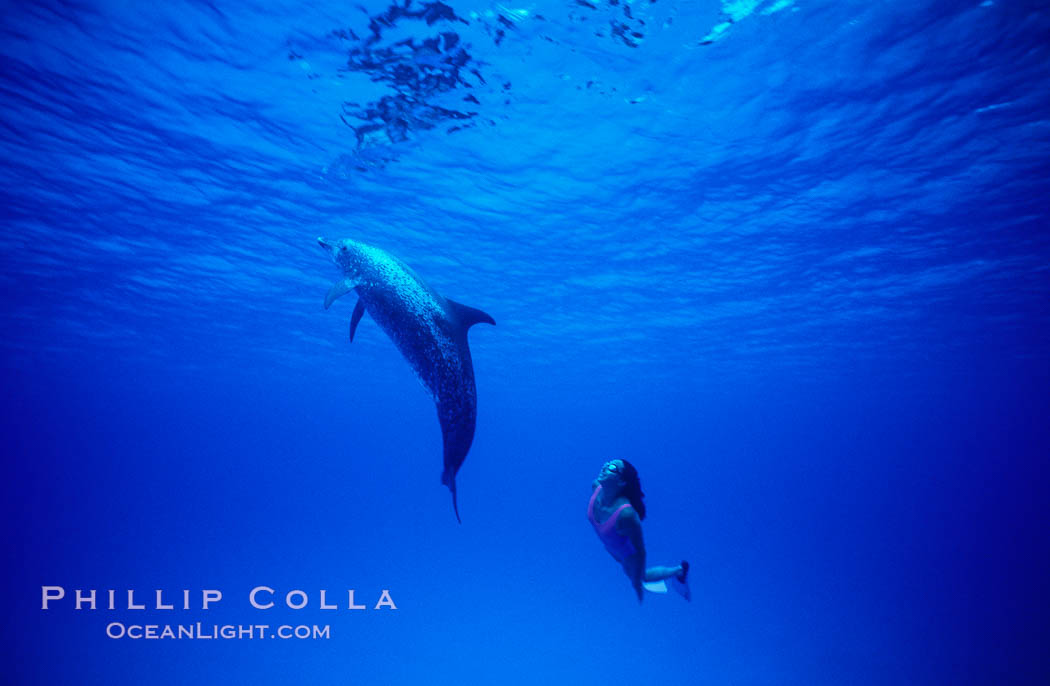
[644,564,684,582]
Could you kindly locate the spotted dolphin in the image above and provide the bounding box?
[318,237,494,522]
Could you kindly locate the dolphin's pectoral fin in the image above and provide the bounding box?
[446,298,495,331]
[349,298,366,342]
[324,278,357,310]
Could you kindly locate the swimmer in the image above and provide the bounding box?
[588,459,690,603]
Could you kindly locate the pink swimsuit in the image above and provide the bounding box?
[588,484,637,561]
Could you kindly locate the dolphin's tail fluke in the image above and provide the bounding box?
[442,470,462,524]
[450,483,461,524]
[439,402,472,524]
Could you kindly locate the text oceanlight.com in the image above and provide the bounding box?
[105,623,331,640]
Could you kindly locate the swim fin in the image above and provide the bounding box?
[670,560,691,601]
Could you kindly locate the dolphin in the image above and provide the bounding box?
[317,237,494,522]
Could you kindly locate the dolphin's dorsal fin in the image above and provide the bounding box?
[446,298,495,331]
[324,278,356,310]
[349,298,366,342]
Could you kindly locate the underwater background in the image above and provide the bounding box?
[2,0,1048,683]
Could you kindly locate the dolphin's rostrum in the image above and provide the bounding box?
[318,237,494,522]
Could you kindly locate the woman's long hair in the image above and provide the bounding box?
[620,460,647,520]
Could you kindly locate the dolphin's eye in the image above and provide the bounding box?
[340,246,347,252]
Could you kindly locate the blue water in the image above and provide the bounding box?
[2,0,1048,683]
